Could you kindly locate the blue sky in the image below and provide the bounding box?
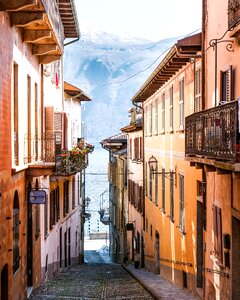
[76,0,202,41]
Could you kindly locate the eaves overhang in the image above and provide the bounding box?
[121,123,142,133]
[0,0,79,64]
[64,81,92,101]
[131,33,202,103]
[58,0,80,39]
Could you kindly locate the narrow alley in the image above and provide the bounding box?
[30,250,153,300]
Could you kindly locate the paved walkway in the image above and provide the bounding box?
[122,264,197,300]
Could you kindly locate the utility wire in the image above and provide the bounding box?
[96,28,201,87]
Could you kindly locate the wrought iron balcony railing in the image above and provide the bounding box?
[228,0,240,29]
[24,133,91,175]
[55,149,88,175]
[185,100,240,162]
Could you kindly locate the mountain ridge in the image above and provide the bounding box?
[64,30,178,146]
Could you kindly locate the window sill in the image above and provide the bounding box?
[12,165,28,174]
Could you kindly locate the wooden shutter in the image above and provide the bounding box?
[54,112,63,153]
[64,112,68,150]
[139,137,143,161]
[213,204,223,262]
[195,68,202,112]
[45,106,54,161]
[220,65,233,103]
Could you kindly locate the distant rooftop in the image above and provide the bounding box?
[64,81,91,102]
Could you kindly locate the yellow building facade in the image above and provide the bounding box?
[132,34,202,296]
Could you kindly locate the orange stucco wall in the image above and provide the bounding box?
[143,61,202,294]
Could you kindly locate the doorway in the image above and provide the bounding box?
[27,202,33,288]
[154,231,160,274]
[1,264,8,300]
[232,216,240,299]
[196,200,204,288]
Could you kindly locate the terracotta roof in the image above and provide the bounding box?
[121,122,142,133]
[100,133,127,150]
[58,0,80,38]
[64,81,91,101]
[131,33,202,102]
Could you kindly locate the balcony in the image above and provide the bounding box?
[55,149,88,175]
[185,100,240,164]
[228,0,240,28]
[24,134,92,176]
[0,0,79,63]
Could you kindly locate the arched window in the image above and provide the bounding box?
[13,191,20,274]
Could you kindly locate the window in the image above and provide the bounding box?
[170,172,174,221]
[50,191,55,229]
[139,137,143,161]
[134,138,138,161]
[72,177,75,209]
[213,204,223,262]
[129,138,132,159]
[13,63,19,166]
[50,187,60,228]
[145,162,148,196]
[140,186,143,214]
[155,98,158,134]
[64,180,69,216]
[13,192,20,274]
[195,68,202,112]
[44,194,48,238]
[220,65,233,103]
[56,187,60,220]
[34,83,39,160]
[179,174,185,232]
[35,206,40,240]
[155,166,158,206]
[27,75,32,163]
[179,78,184,129]
[144,108,147,137]
[149,169,153,200]
[149,103,152,136]
[162,168,165,212]
[169,86,174,131]
[161,93,165,133]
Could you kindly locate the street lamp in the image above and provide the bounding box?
[148,155,176,179]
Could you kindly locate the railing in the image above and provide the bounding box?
[228,0,240,28]
[24,133,56,164]
[185,100,240,162]
[24,133,90,174]
[55,149,88,175]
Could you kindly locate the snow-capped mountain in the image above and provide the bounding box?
[63,30,178,146]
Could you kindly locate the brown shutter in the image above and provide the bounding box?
[54,112,63,153]
[45,107,54,161]
[139,137,142,160]
[217,207,223,262]
[213,204,218,254]
[64,112,68,150]
[45,106,54,131]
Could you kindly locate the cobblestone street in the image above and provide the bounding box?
[30,251,153,300]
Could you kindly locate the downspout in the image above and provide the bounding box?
[64,37,80,47]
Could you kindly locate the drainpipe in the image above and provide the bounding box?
[64,37,80,47]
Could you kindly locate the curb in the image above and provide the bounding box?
[121,264,161,300]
